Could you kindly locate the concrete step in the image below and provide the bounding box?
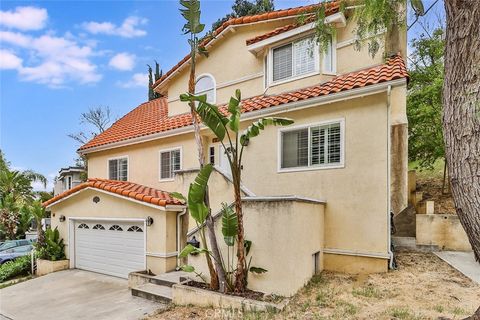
[392,236,440,252]
[131,283,172,303]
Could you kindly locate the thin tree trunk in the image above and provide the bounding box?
[233,169,246,292]
[187,42,226,292]
[443,0,480,262]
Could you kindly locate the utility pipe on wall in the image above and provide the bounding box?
[386,85,395,269]
[176,208,187,269]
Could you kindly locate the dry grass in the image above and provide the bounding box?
[147,252,479,320]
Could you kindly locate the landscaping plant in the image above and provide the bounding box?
[36,227,66,261]
[177,89,293,292]
[0,255,31,282]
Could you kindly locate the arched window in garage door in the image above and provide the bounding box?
[92,224,105,230]
[78,223,89,229]
[109,225,123,231]
[127,226,143,232]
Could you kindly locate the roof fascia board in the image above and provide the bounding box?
[154,15,303,91]
[46,187,184,211]
[247,22,316,53]
[81,78,406,155]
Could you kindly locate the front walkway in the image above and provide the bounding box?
[434,251,480,284]
[0,269,165,320]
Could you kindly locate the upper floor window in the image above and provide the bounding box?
[279,120,344,171]
[108,157,128,181]
[195,74,216,104]
[159,148,181,180]
[66,176,72,190]
[268,35,335,85]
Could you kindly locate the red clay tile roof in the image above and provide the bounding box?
[80,55,407,152]
[245,5,342,46]
[152,2,340,89]
[43,178,184,208]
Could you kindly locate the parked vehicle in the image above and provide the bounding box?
[0,239,32,252]
[0,245,33,264]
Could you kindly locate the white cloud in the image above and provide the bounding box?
[0,50,23,69]
[0,31,101,87]
[82,16,147,38]
[0,6,48,31]
[109,52,135,71]
[117,72,148,88]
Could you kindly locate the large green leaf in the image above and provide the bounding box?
[187,164,213,224]
[170,192,186,203]
[179,0,205,34]
[180,265,195,272]
[180,93,228,140]
[249,266,268,274]
[240,117,294,145]
[227,90,241,133]
[221,203,237,246]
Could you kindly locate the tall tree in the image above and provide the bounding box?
[179,0,227,292]
[443,1,480,264]
[148,61,163,101]
[68,106,115,180]
[407,28,446,183]
[212,0,275,31]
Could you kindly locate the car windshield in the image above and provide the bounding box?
[0,241,16,251]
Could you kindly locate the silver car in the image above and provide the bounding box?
[0,245,33,264]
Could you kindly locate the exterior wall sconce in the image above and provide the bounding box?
[187,236,200,248]
[93,196,100,203]
[146,216,154,226]
[59,215,66,222]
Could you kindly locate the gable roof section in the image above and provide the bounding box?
[79,55,407,152]
[152,2,340,89]
[43,178,184,208]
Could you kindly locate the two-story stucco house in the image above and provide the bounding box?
[44,2,409,296]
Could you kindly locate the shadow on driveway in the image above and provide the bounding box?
[0,269,165,320]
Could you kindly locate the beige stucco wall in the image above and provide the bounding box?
[84,91,396,272]
[416,214,472,251]
[49,189,179,275]
[161,16,386,117]
[188,199,325,296]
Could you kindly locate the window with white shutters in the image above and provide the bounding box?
[160,148,181,180]
[108,157,128,181]
[280,121,343,170]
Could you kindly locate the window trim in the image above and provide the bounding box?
[321,34,337,75]
[277,118,345,173]
[158,146,183,182]
[107,155,129,181]
[195,73,216,104]
[267,35,321,87]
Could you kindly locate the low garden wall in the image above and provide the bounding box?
[416,214,471,251]
[187,196,325,297]
[36,259,69,276]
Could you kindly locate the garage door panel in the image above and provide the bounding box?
[74,220,145,278]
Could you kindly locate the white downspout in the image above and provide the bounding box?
[176,208,187,269]
[387,85,394,269]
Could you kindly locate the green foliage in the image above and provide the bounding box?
[313,0,412,58]
[407,28,444,170]
[0,255,31,283]
[187,164,213,224]
[212,0,275,31]
[240,117,294,146]
[221,203,237,246]
[147,62,163,101]
[36,227,66,261]
[180,0,205,35]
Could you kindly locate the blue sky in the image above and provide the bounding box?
[0,0,444,191]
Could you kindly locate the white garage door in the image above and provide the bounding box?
[74,220,145,278]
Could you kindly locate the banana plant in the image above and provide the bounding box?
[180,89,293,292]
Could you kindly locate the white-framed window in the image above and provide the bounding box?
[159,147,182,181]
[278,119,344,172]
[267,35,335,86]
[195,74,216,104]
[322,34,336,74]
[65,176,72,190]
[108,157,128,181]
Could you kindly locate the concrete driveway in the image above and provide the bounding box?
[0,270,165,320]
[435,251,480,284]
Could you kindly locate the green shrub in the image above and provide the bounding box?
[0,255,31,282]
[35,227,66,261]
